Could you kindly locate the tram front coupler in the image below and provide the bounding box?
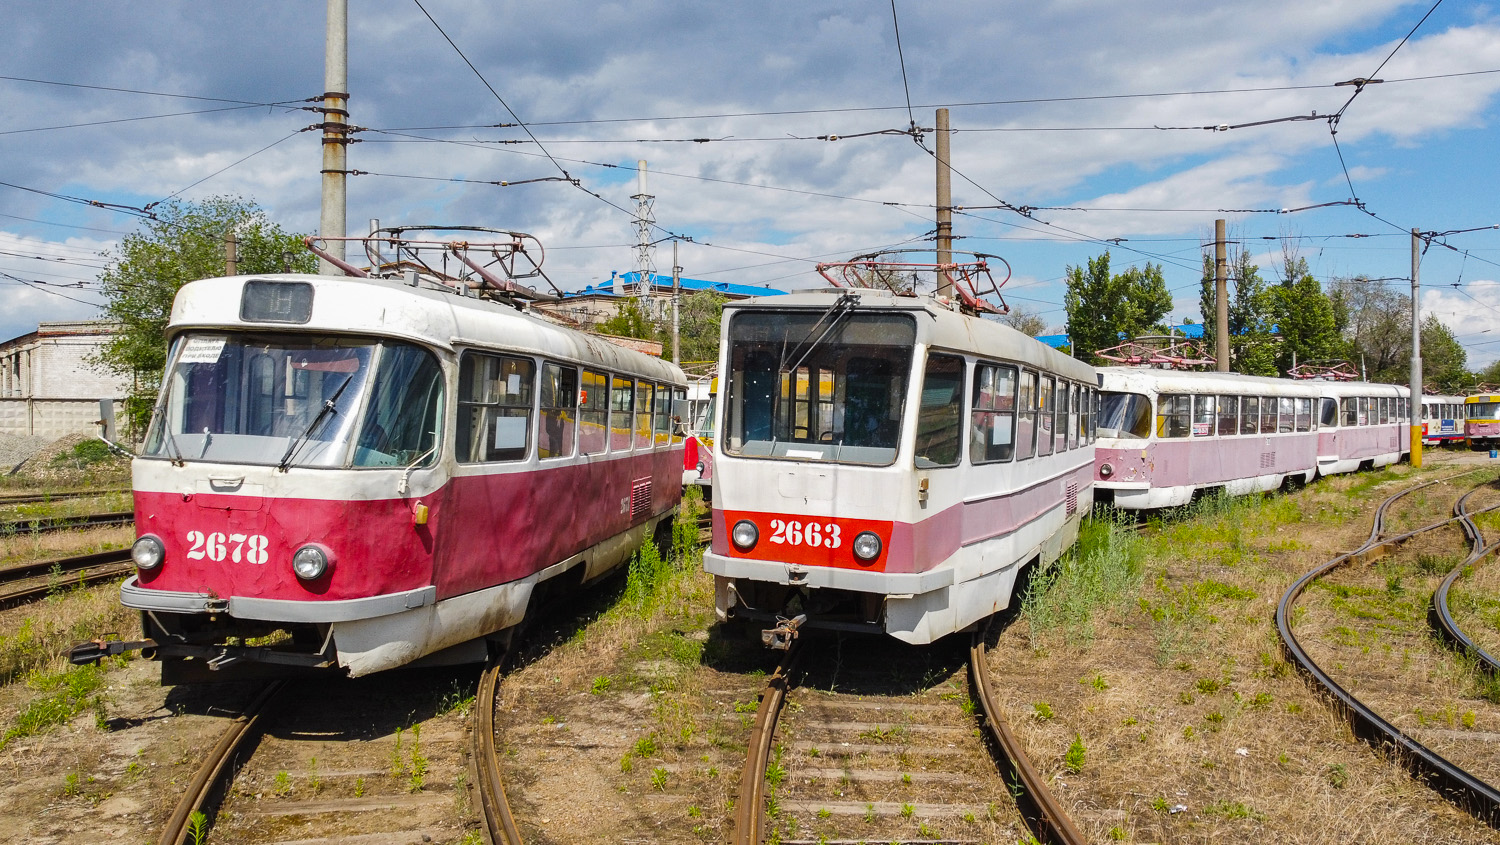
[762,614,808,650]
[68,635,159,665]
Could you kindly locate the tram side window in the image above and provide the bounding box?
[635,381,655,449]
[1260,396,1277,434]
[1054,381,1071,453]
[1193,395,1216,437]
[1277,397,1295,433]
[1217,394,1239,436]
[1320,397,1338,428]
[611,376,635,451]
[672,387,687,443]
[1068,384,1081,450]
[971,363,1017,464]
[1377,397,1388,425]
[1016,370,1037,459]
[1037,376,1056,456]
[1295,398,1312,432]
[1343,397,1357,427]
[1240,396,1260,435]
[653,385,673,445]
[1160,394,1191,438]
[579,370,609,455]
[538,363,577,460]
[914,353,964,468]
[457,353,534,463]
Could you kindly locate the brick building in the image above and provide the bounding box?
[0,321,129,438]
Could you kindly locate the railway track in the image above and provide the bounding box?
[1433,483,1500,671]
[473,657,525,844]
[0,487,128,506]
[154,671,483,844]
[0,510,133,535]
[1276,471,1500,827]
[0,548,133,609]
[732,626,1084,845]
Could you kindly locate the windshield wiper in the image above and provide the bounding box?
[277,375,354,472]
[780,291,860,375]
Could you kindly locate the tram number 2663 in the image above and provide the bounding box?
[768,519,842,549]
[185,530,271,564]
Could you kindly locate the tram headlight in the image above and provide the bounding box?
[291,544,333,581]
[131,535,165,570]
[731,520,758,550]
[852,531,882,562]
[1099,462,1114,479]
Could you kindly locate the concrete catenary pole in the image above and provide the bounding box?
[671,240,681,366]
[225,227,238,277]
[1410,228,1424,467]
[935,108,953,299]
[1215,219,1229,372]
[318,0,349,276]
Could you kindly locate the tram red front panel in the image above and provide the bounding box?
[713,509,894,573]
[133,490,440,601]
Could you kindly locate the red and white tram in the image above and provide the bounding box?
[1468,393,1500,450]
[1094,369,1325,509]
[1421,395,1467,446]
[1313,381,1410,476]
[104,258,686,681]
[704,259,1096,646]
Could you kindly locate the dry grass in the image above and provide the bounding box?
[986,454,1500,843]
[0,525,133,568]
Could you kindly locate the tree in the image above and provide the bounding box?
[1419,315,1469,393]
[1329,276,1410,382]
[597,297,660,342]
[677,289,728,364]
[1064,251,1173,364]
[96,196,315,435]
[999,305,1049,337]
[1270,254,1340,376]
[1198,248,1277,375]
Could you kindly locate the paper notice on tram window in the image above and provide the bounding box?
[507,373,521,395]
[493,416,527,450]
[991,423,1012,446]
[179,335,228,364]
[785,448,823,459]
[1192,422,1212,436]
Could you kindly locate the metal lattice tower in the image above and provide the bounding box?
[631,160,656,305]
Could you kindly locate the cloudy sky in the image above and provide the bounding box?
[3,0,1499,367]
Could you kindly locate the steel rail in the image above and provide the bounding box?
[732,639,803,845]
[1277,476,1500,827]
[158,680,286,845]
[473,658,525,845]
[0,510,133,534]
[969,620,1087,845]
[0,488,128,506]
[1433,482,1500,672]
[0,560,132,609]
[0,548,132,584]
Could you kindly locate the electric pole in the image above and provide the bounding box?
[319,0,349,275]
[1215,219,1229,372]
[671,241,681,366]
[225,227,239,276]
[1410,228,1423,467]
[935,108,953,299]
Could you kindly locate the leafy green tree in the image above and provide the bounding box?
[677,290,727,364]
[1063,252,1172,365]
[1271,255,1340,375]
[597,297,661,342]
[1477,358,1500,388]
[1419,315,1469,393]
[999,305,1049,338]
[1198,249,1278,375]
[95,196,315,435]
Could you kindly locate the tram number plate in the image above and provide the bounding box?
[184,530,270,564]
[768,519,842,549]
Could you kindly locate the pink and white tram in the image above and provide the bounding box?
[704,288,1097,645]
[1313,381,1410,476]
[111,272,686,681]
[1468,393,1500,450]
[1094,368,1324,509]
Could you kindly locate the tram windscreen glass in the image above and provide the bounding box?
[1097,392,1152,440]
[724,311,915,465]
[143,332,442,469]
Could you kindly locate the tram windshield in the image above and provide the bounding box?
[1470,402,1500,421]
[143,332,444,469]
[722,310,916,465]
[1097,392,1153,440]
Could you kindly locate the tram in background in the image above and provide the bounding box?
[1421,395,1467,447]
[703,255,1096,647]
[1312,380,1409,476]
[1468,392,1500,450]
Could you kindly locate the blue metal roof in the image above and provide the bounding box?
[1034,323,1204,350]
[566,271,787,299]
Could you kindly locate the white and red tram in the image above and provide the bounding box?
[1094,368,1325,509]
[109,270,686,681]
[1312,381,1410,476]
[704,281,1097,645]
[1467,393,1500,450]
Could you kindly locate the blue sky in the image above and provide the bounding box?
[3,0,1498,367]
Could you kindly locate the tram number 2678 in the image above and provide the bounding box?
[185,530,271,564]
